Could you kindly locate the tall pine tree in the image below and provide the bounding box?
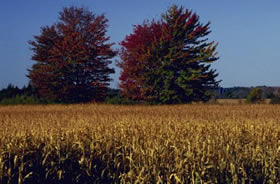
[144,5,219,103]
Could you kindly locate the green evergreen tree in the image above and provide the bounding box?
[143,5,220,104]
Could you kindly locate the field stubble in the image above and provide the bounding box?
[0,104,280,183]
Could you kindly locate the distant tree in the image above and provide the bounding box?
[0,84,21,100]
[247,88,263,103]
[28,7,116,103]
[119,5,220,104]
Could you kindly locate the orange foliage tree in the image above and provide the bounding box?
[28,7,116,103]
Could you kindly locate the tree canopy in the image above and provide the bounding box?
[28,7,116,103]
[119,5,220,104]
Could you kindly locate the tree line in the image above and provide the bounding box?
[2,5,221,104]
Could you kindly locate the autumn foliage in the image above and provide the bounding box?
[28,7,116,103]
[118,21,162,101]
[119,5,220,104]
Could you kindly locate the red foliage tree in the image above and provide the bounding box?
[28,7,116,103]
[119,5,219,104]
[118,21,162,101]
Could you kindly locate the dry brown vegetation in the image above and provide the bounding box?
[0,104,280,183]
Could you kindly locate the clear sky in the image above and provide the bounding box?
[1,0,280,89]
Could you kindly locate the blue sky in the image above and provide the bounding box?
[1,0,280,89]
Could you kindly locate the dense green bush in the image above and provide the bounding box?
[0,95,56,105]
[270,97,280,104]
[104,96,136,105]
[0,95,39,105]
[247,88,263,104]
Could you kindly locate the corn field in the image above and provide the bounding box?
[0,104,280,183]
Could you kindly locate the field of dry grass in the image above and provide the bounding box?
[0,104,280,183]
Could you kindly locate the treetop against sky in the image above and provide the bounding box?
[0,0,280,89]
